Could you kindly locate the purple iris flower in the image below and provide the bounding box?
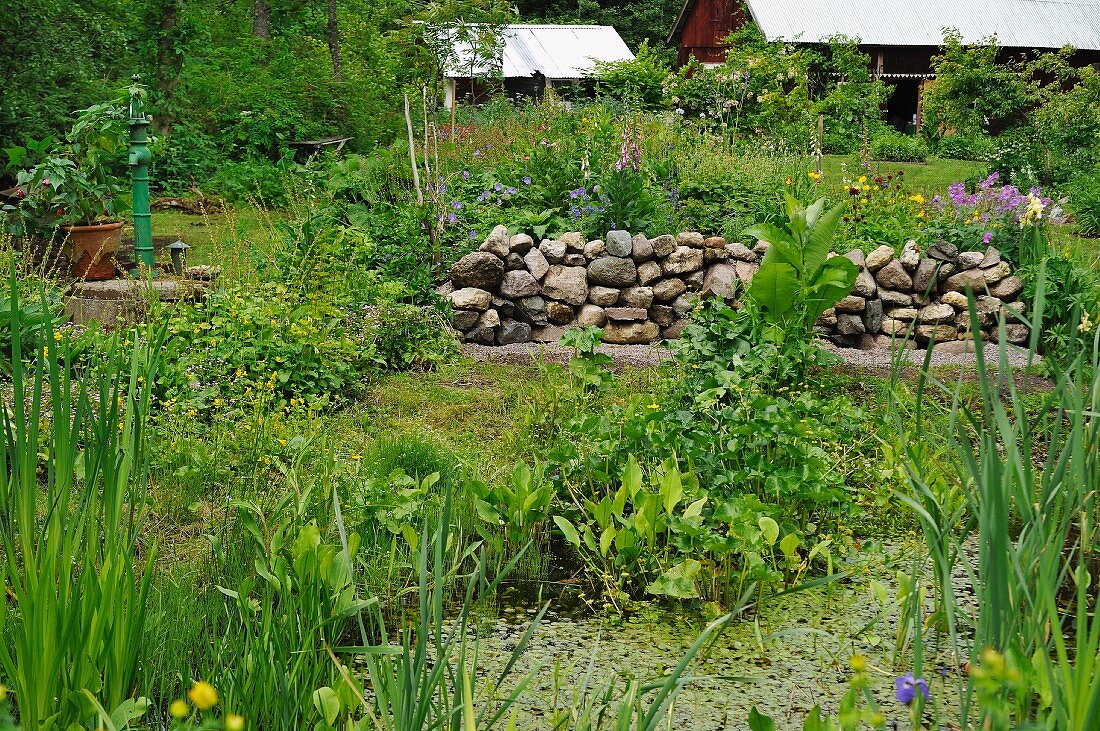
[894,673,930,705]
[523,176,532,185]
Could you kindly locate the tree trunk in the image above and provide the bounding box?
[152,0,183,133]
[252,0,271,39]
[326,0,343,79]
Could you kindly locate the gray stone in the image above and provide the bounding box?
[498,270,539,299]
[589,256,638,287]
[980,246,1002,268]
[843,249,866,268]
[957,251,985,270]
[941,291,970,309]
[504,253,526,271]
[701,263,738,299]
[637,261,662,286]
[583,240,606,260]
[974,295,1004,317]
[916,324,957,343]
[452,309,480,330]
[875,259,913,291]
[677,231,705,248]
[449,287,492,311]
[1005,324,1029,345]
[605,230,633,257]
[560,232,586,253]
[662,246,704,275]
[937,262,957,283]
[1003,301,1026,322]
[685,270,706,290]
[836,313,866,335]
[734,261,759,284]
[656,280,689,307]
[672,295,695,317]
[576,304,606,327]
[927,241,958,262]
[703,247,730,262]
[753,241,770,255]
[919,303,956,324]
[605,307,648,322]
[853,268,878,298]
[539,239,567,263]
[866,245,895,272]
[980,262,1010,285]
[497,319,531,345]
[880,318,908,336]
[477,309,500,328]
[492,296,515,319]
[620,286,654,309]
[879,289,912,306]
[451,252,504,290]
[530,325,569,342]
[649,305,675,326]
[662,320,689,339]
[650,235,677,258]
[603,320,660,344]
[817,308,838,327]
[933,340,979,354]
[542,265,589,305]
[479,225,510,258]
[588,286,621,307]
[913,258,939,294]
[887,306,919,322]
[508,233,534,254]
[547,301,574,325]
[517,296,548,326]
[435,281,455,297]
[945,269,989,294]
[523,248,550,280]
[564,253,587,266]
[632,237,654,262]
[463,326,496,345]
[725,242,757,261]
[835,295,866,313]
[900,240,921,270]
[991,275,1024,301]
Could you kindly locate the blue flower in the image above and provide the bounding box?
[506,187,516,195]
[452,200,463,210]
[569,189,579,199]
[473,150,482,158]
[894,673,929,706]
[447,212,457,223]
[462,170,471,180]
[494,183,503,192]
[468,230,477,239]
[571,206,581,218]
[523,176,532,185]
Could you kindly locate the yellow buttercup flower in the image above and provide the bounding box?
[169,699,189,719]
[225,713,246,731]
[858,175,867,184]
[908,194,925,204]
[188,680,219,710]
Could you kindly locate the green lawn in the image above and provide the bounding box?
[822,154,988,193]
[151,204,280,286]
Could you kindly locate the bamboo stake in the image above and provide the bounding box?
[404,93,423,206]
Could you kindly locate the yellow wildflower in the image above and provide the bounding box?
[857,175,867,184]
[169,699,189,719]
[807,171,821,180]
[187,680,218,710]
[908,194,925,204]
[225,715,245,731]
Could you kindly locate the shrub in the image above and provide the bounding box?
[209,157,296,204]
[590,40,670,111]
[1068,172,1100,236]
[935,133,994,161]
[870,131,928,162]
[150,122,220,194]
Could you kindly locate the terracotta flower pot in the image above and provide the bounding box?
[65,221,123,280]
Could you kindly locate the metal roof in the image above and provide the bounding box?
[742,0,1100,49]
[443,25,634,79]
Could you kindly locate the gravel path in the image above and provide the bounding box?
[463,340,1039,371]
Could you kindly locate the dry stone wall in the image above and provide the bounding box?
[439,225,1029,348]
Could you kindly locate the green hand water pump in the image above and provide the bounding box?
[127,75,154,274]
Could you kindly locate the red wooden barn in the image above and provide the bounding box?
[667,0,1100,128]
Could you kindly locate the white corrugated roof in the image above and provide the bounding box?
[444,25,634,79]
[744,0,1100,49]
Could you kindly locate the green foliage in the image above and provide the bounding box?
[1068,170,1100,237]
[811,38,891,154]
[745,195,858,338]
[591,41,671,111]
[934,133,994,161]
[870,131,928,163]
[0,282,164,729]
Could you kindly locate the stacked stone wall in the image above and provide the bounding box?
[439,225,1028,348]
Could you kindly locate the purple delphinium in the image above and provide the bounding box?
[894,673,930,705]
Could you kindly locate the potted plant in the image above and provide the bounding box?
[4,96,130,280]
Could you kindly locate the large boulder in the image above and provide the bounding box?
[651,235,677,258]
[589,256,638,287]
[577,304,606,327]
[632,237,655,262]
[605,307,648,321]
[497,320,532,345]
[918,302,956,324]
[944,269,989,294]
[725,242,757,262]
[637,261,662,286]
[547,301,574,325]
[508,233,534,254]
[605,230,633,257]
[990,275,1023,301]
[677,231,705,247]
[701,263,738,298]
[560,232,586,252]
[875,259,913,291]
[452,309,480,330]
[450,252,504,290]
[498,270,539,299]
[912,258,939,294]
[852,268,878,298]
[866,245,895,272]
[603,320,660,344]
[583,240,606,260]
[449,287,492,311]
[479,225,510,258]
[662,246,704,275]
[539,239,567,263]
[862,298,884,333]
[542,265,589,306]
[835,295,866,313]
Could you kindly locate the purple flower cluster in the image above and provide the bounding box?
[615,126,643,173]
[931,172,1052,245]
[567,185,607,219]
